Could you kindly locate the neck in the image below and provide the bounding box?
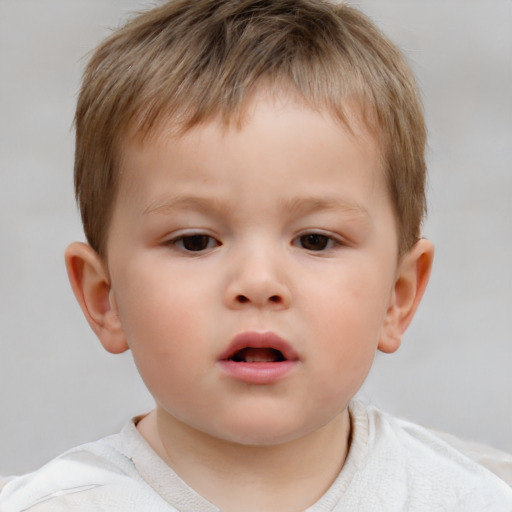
[138,408,351,512]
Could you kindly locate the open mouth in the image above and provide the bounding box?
[219,332,298,383]
[229,347,286,363]
[219,331,299,363]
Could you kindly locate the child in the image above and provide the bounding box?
[1,0,511,510]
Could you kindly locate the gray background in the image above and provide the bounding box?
[0,0,510,476]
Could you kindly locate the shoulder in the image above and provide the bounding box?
[342,400,512,511]
[0,423,176,512]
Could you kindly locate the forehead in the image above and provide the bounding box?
[119,90,384,190]
[128,82,382,156]
[111,91,392,242]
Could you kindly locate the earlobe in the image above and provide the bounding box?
[378,238,434,354]
[65,242,129,354]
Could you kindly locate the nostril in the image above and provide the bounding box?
[235,294,283,304]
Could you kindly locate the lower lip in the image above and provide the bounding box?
[218,360,297,384]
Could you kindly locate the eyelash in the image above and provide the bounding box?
[170,234,220,252]
[168,231,342,254]
[292,232,341,252]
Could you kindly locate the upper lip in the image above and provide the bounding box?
[219,331,300,361]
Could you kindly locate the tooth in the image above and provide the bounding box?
[243,348,280,363]
[245,354,273,363]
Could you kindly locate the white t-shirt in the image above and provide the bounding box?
[1,400,511,511]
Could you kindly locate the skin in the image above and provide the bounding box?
[66,90,433,512]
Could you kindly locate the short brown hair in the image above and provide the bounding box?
[75,0,426,257]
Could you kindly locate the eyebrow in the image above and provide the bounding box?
[142,194,371,221]
[283,196,371,221]
[142,195,232,216]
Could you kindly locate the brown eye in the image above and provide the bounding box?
[177,235,217,252]
[299,234,331,251]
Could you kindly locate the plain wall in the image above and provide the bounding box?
[0,0,510,476]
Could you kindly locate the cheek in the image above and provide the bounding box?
[307,262,390,337]
[120,290,210,414]
[307,317,379,419]
[303,265,390,386]
[114,256,196,331]
[112,266,209,374]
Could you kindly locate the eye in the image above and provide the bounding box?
[295,233,337,251]
[173,234,219,252]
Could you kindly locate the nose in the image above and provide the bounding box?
[223,246,292,310]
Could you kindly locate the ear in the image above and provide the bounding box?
[378,238,434,354]
[65,242,129,354]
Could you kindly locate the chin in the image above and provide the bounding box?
[210,412,321,447]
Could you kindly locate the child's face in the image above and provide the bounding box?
[105,92,402,445]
